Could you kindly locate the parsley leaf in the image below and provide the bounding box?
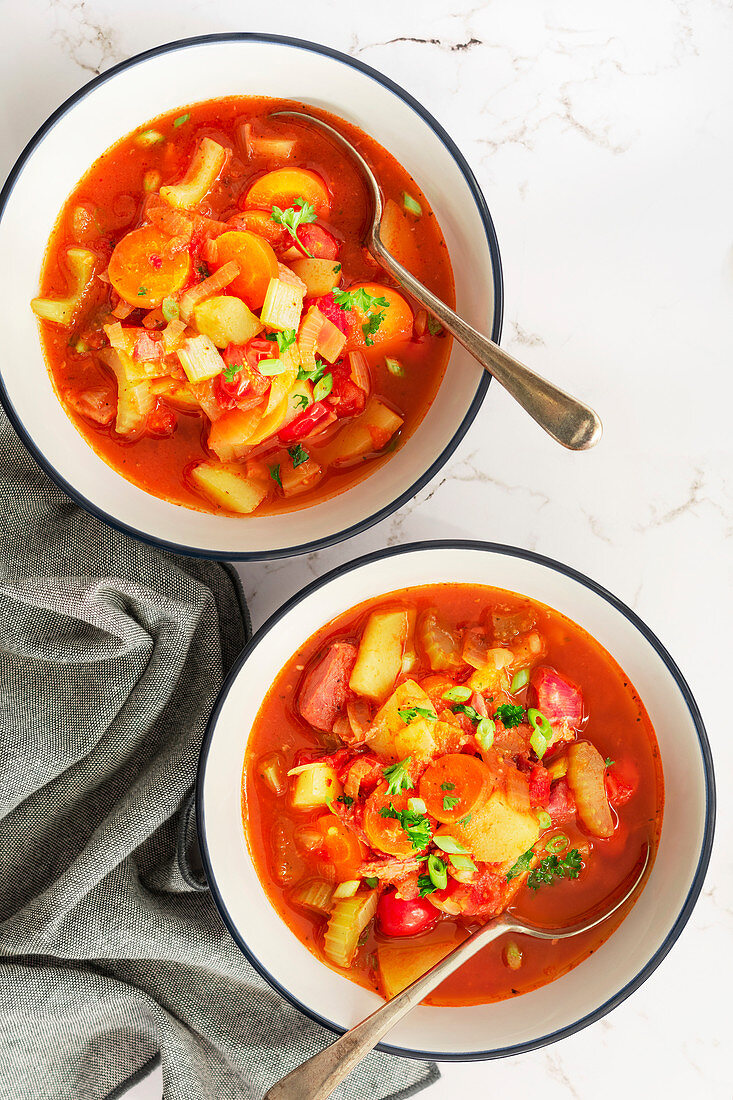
[362,311,383,346]
[493,703,526,728]
[222,364,241,384]
[398,705,437,725]
[297,359,328,384]
[527,849,583,890]
[288,443,309,468]
[269,464,282,489]
[274,328,297,354]
[137,286,148,297]
[293,394,310,411]
[382,757,414,797]
[270,197,318,255]
[443,796,460,811]
[440,782,456,792]
[506,847,535,881]
[332,287,390,347]
[337,794,354,807]
[604,758,614,768]
[197,262,210,281]
[379,801,432,851]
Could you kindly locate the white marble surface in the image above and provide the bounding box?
[2,1,731,1097]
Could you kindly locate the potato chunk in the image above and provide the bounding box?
[190,462,271,514]
[442,791,540,866]
[365,680,437,763]
[378,931,461,999]
[349,609,409,703]
[193,295,263,347]
[289,762,342,809]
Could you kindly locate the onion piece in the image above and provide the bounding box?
[417,608,463,671]
[566,740,614,838]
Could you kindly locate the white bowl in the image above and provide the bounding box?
[0,34,501,560]
[197,540,714,1060]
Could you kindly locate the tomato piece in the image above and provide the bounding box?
[606,764,636,806]
[214,341,271,410]
[314,814,365,881]
[306,292,348,334]
[377,889,439,937]
[278,401,331,443]
[528,764,551,808]
[146,402,177,438]
[295,223,339,260]
[326,362,366,418]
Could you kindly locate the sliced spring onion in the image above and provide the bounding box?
[510,667,530,693]
[408,796,427,815]
[441,685,472,703]
[73,338,89,354]
[173,113,191,127]
[143,169,162,192]
[427,315,443,336]
[545,833,570,856]
[161,297,179,323]
[475,717,495,751]
[528,707,552,759]
[137,129,165,146]
[364,876,379,888]
[536,810,552,830]
[449,852,478,874]
[504,940,523,971]
[257,358,290,376]
[427,853,447,891]
[313,372,333,401]
[433,835,468,855]
[385,357,404,376]
[403,192,422,217]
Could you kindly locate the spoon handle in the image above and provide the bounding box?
[263,917,514,1100]
[372,235,602,451]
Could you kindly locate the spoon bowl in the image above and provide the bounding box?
[265,844,650,1099]
[272,109,603,451]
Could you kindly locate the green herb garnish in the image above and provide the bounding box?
[137,286,148,297]
[312,372,333,402]
[337,795,354,807]
[440,782,456,792]
[506,847,535,882]
[274,328,297,353]
[403,192,422,217]
[270,196,318,255]
[527,849,583,890]
[197,262,210,281]
[443,796,460,811]
[398,705,437,725]
[379,802,432,851]
[161,297,179,322]
[269,464,282,489]
[451,703,482,724]
[433,835,468,855]
[382,757,414,797]
[288,443,309,468]
[427,315,443,336]
[293,394,310,411]
[493,703,526,728]
[222,363,241,384]
[173,113,190,127]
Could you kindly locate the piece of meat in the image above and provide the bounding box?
[547,777,576,821]
[298,642,358,731]
[530,666,583,727]
[66,388,115,426]
[359,855,424,882]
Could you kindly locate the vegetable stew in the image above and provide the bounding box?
[32,98,454,516]
[243,584,664,1005]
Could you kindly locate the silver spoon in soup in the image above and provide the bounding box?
[271,110,602,452]
[265,843,649,1100]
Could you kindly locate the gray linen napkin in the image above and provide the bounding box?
[0,410,438,1100]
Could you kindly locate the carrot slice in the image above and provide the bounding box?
[212,230,279,309]
[108,225,190,308]
[419,754,493,824]
[244,168,331,218]
[342,283,413,351]
[314,814,365,882]
[227,209,288,250]
[363,783,415,859]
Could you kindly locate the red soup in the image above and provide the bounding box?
[31,98,454,516]
[243,584,664,1005]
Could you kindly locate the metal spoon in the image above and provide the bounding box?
[271,110,602,451]
[264,844,649,1099]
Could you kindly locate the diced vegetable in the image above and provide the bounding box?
[349,608,409,702]
[178,261,240,321]
[212,231,279,309]
[378,198,421,274]
[325,397,403,468]
[467,648,514,693]
[401,608,418,674]
[241,123,296,160]
[150,375,199,411]
[177,335,225,383]
[289,258,342,297]
[323,889,377,968]
[160,136,228,209]
[192,295,263,347]
[31,248,96,327]
[530,667,583,726]
[403,192,422,217]
[314,814,365,881]
[418,609,463,672]
[365,680,438,763]
[244,167,331,218]
[108,225,190,308]
[339,283,413,350]
[566,741,614,838]
[162,318,187,353]
[256,751,287,796]
[332,879,361,900]
[280,454,322,497]
[297,305,326,373]
[98,347,154,437]
[316,315,347,364]
[378,934,458,999]
[290,879,334,916]
[445,791,540,866]
[208,406,264,462]
[419,754,493,824]
[260,277,305,331]
[503,940,523,970]
[189,461,271,514]
[289,762,343,809]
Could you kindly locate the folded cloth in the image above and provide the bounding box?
[0,411,438,1100]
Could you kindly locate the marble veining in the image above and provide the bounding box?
[2,1,731,1097]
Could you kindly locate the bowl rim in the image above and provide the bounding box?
[0,32,503,561]
[196,538,716,1062]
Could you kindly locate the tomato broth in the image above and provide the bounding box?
[34,98,454,516]
[243,584,663,1006]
